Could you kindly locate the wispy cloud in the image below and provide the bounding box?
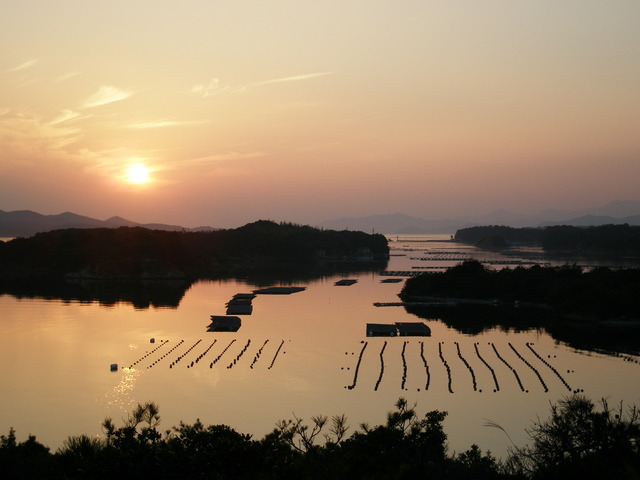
[7,59,39,73]
[253,71,335,87]
[57,71,81,82]
[82,85,132,108]
[180,151,266,167]
[190,72,331,99]
[191,78,246,98]
[49,109,83,125]
[0,109,84,164]
[127,119,207,129]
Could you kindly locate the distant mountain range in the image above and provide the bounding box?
[2,200,640,237]
[319,201,640,234]
[0,210,218,237]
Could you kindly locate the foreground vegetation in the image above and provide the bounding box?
[0,220,389,281]
[2,396,639,479]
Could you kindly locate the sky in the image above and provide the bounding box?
[1,1,639,228]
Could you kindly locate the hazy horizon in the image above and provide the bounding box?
[2,1,639,229]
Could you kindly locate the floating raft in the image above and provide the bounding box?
[380,278,403,283]
[253,286,306,295]
[396,322,431,336]
[335,279,357,286]
[366,324,398,336]
[226,295,254,315]
[366,322,431,337]
[231,293,256,300]
[208,315,241,332]
[226,304,253,315]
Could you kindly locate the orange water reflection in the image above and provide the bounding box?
[1,237,639,459]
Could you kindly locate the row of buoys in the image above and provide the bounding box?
[509,343,548,392]
[189,340,217,367]
[250,339,269,369]
[128,340,169,369]
[269,340,286,370]
[144,340,180,369]
[374,341,388,391]
[615,353,640,364]
[526,343,572,391]
[227,339,251,369]
[455,341,477,391]
[210,339,236,367]
[474,342,499,392]
[419,341,430,391]
[346,341,368,390]
[438,342,454,393]
[400,341,408,390]
[174,339,202,369]
[491,343,525,392]
[160,340,185,369]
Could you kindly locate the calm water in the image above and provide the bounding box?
[1,235,639,458]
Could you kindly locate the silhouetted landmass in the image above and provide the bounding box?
[399,261,640,354]
[0,209,216,237]
[542,224,640,253]
[400,260,640,320]
[455,224,640,253]
[0,220,388,283]
[455,226,544,245]
[2,396,639,479]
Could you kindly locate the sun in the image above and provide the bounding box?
[126,163,150,184]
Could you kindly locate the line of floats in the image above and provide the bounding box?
[343,340,584,394]
[119,337,288,372]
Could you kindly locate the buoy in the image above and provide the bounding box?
[110,363,118,372]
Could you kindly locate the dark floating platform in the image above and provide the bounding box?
[226,304,253,315]
[231,293,256,300]
[380,278,403,283]
[226,294,254,315]
[252,286,306,295]
[335,279,358,286]
[208,315,241,332]
[366,322,431,337]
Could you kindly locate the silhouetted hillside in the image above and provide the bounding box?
[0,221,389,281]
[455,224,640,253]
[0,210,215,237]
[400,260,640,322]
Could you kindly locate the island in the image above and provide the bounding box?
[399,259,640,353]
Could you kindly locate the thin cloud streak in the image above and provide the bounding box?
[82,85,132,108]
[127,119,207,129]
[49,110,82,125]
[7,59,39,73]
[57,71,81,82]
[191,78,247,98]
[178,151,267,168]
[191,72,333,98]
[253,71,335,87]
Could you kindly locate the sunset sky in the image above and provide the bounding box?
[1,1,639,228]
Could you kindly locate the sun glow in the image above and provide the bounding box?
[126,163,150,184]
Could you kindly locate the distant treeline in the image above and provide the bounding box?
[0,220,389,280]
[455,224,640,253]
[3,395,640,479]
[400,260,640,322]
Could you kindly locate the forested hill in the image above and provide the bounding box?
[455,224,640,253]
[0,220,389,280]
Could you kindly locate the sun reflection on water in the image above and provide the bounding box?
[101,367,144,412]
